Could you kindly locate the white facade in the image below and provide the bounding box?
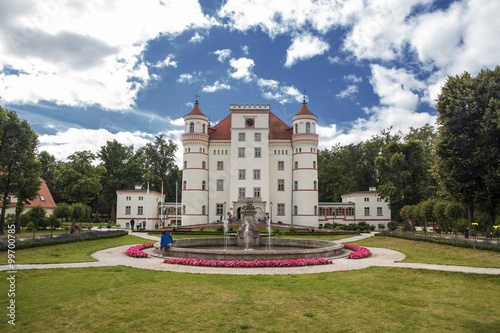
[340,187,391,229]
[181,101,319,227]
[115,189,162,230]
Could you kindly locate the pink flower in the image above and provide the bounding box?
[163,257,332,267]
[125,243,154,258]
[343,244,371,259]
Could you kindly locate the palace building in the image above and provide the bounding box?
[181,100,319,227]
[115,101,390,230]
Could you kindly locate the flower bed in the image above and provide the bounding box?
[125,243,154,258]
[343,244,371,259]
[163,257,332,268]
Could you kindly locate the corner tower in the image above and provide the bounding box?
[181,100,209,225]
[291,98,319,227]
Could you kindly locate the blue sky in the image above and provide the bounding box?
[1,0,499,165]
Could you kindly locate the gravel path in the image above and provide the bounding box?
[2,232,499,275]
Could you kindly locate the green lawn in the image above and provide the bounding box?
[1,266,499,333]
[1,233,499,332]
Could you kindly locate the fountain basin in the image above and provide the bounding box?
[157,238,345,261]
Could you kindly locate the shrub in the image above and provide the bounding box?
[25,221,35,232]
[387,221,398,231]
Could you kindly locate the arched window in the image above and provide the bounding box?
[294,205,298,215]
[202,181,206,190]
[202,205,206,215]
[182,205,186,215]
[305,122,311,133]
[314,205,317,215]
[295,161,298,169]
[189,122,194,133]
[295,123,298,134]
[183,181,186,190]
[313,161,316,169]
[202,124,206,134]
[313,181,317,190]
[183,161,187,169]
[294,181,298,191]
[202,161,206,169]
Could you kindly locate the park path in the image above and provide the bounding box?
[2,231,500,275]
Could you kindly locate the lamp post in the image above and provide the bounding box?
[268,202,273,250]
[223,201,228,250]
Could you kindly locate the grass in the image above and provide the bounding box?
[1,266,499,333]
[0,235,152,264]
[2,233,500,332]
[352,235,500,268]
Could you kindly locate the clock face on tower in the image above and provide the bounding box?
[245,118,255,128]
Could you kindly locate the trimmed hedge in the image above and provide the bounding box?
[0,230,128,251]
[378,231,500,253]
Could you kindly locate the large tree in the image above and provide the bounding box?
[435,71,491,231]
[55,151,105,205]
[97,140,143,220]
[0,107,40,234]
[375,139,429,221]
[136,135,180,202]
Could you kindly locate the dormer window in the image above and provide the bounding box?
[39,195,46,201]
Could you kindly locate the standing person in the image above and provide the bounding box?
[130,219,135,230]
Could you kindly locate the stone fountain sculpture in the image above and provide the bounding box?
[236,200,261,247]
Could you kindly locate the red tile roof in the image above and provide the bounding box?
[26,178,56,209]
[208,112,292,140]
[295,101,315,116]
[185,102,207,117]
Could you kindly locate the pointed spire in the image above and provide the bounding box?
[295,93,315,116]
[185,95,207,117]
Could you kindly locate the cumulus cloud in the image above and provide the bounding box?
[336,85,358,99]
[0,0,216,110]
[202,81,231,93]
[214,49,232,62]
[228,57,255,82]
[284,33,330,68]
[153,54,178,68]
[189,32,204,43]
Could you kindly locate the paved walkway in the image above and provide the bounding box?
[2,232,500,275]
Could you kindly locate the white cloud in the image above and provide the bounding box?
[257,78,279,90]
[153,54,178,68]
[284,33,330,68]
[336,85,358,99]
[241,45,250,55]
[177,72,203,84]
[228,57,255,82]
[0,0,217,110]
[189,32,204,43]
[344,74,362,83]
[214,49,232,62]
[201,81,231,93]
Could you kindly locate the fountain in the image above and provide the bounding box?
[157,200,345,261]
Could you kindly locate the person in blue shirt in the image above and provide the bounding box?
[158,231,173,257]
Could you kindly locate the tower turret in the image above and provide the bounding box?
[291,98,319,227]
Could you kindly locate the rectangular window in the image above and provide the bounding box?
[364,207,370,216]
[278,179,285,191]
[138,196,143,201]
[278,161,284,170]
[377,207,383,216]
[238,132,245,141]
[216,204,224,216]
[238,187,246,197]
[125,206,131,215]
[255,147,261,158]
[238,147,245,158]
[253,169,261,180]
[364,197,369,202]
[377,197,382,202]
[238,169,246,180]
[254,133,261,141]
[346,208,354,216]
[138,206,143,215]
[277,203,285,216]
[253,187,261,197]
[217,179,224,191]
[217,161,224,170]
[126,196,131,201]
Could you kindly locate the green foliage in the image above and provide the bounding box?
[0,230,128,251]
[387,221,398,231]
[25,221,35,232]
